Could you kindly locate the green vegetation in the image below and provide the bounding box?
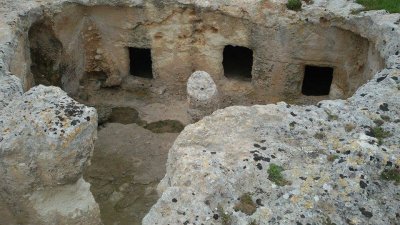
[233,193,257,215]
[373,119,385,126]
[356,0,400,13]
[327,154,339,162]
[267,164,290,186]
[217,205,232,225]
[286,0,302,11]
[345,123,356,132]
[381,169,400,185]
[314,132,326,140]
[323,216,337,225]
[380,115,391,122]
[370,126,392,145]
[249,221,259,225]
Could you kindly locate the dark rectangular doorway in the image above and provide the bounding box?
[223,45,253,81]
[129,47,153,79]
[302,65,334,96]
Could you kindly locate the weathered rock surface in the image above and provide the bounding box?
[0,85,102,225]
[144,65,400,224]
[187,71,219,122]
[0,0,399,225]
[0,75,23,110]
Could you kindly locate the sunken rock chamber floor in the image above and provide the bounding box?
[0,0,400,225]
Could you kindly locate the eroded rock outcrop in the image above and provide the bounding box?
[0,75,23,111]
[0,85,102,225]
[144,64,400,224]
[0,0,399,224]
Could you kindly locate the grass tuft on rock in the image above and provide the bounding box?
[327,154,339,162]
[369,126,392,145]
[249,221,259,225]
[314,132,326,140]
[356,0,400,13]
[267,164,290,186]
[233,193,257,215]
[286,0,302,11]
[217,205,232,225]
[381,169,400,185]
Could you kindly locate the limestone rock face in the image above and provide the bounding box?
[187,71,219,122]
[144,66,400,224]
[0,75,23,110]
[0,85,102,225]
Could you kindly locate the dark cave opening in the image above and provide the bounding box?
[223,45,253,81]
[129,47,153,79]
[29,20,63,87]
[302,65,334,96]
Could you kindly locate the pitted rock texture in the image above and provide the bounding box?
[187,71,219,122]
[0,0,399,225]
[0,75,23,110]
[144,67,400,224]
[0,85,101,225]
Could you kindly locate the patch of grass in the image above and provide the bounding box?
[345,123,356,132]
[267,164,290,186]
[327,154,339,162]
[314,132,326,140]
[368,126,392,145]
[233,193,257,215]
[249,221,259,225]
[286,0,302,11]
[356,0,400,13]
[323,216,337,225]
[217,205,232,225]
[373,119,385,126]
[381,168,400,185]
[380,115,391,122]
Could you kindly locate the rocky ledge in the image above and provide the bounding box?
[144,65,400,224]
[0,85,102,224]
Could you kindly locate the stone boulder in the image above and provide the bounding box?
[187,71,219,122]
[0,85,102,225]
[144,67,400,224]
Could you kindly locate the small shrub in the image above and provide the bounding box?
[373,119,384,126]
[286,0,302,11]
[381,168,400,185]
[218,205,232,225]
[267,164,290,186]
[249,221,259,225]
[345,124,356,132]
[368,126,392,145]
[380,115,391,122]
[327,154,339,162]
[314,132,326,140]
[233,193,257,215]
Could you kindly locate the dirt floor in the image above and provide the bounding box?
[80,85,188,225]
[84,123,179,225]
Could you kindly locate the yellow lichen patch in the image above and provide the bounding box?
[303,201,314,209]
